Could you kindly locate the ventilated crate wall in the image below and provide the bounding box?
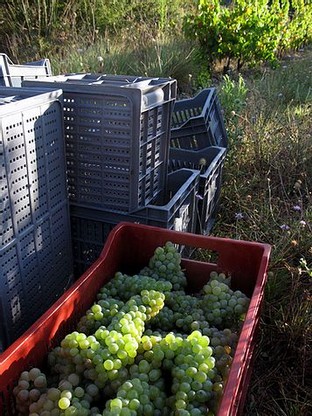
[23,75,177,213]
[169,146,226,234]
[169,89,228,235]
[0,54,52,87]
[70,168,199,277]
[0,87,73,351]
[0,203,73,351]
[170,88,228,149]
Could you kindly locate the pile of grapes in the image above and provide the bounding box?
[13,242,250,416]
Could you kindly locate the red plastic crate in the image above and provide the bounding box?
[0,222,271,416]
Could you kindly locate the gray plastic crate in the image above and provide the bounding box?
[23,74,177,213]
[0,87,68,247]
[169,146,226,235]
[0,86,73,351]
[70,168,200,277]
[171,88,228,148]
[0,54,52,87]
[0,202,73,352]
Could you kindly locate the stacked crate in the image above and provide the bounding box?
[0,87,73,351]
[169,88,228,235]
[171,88,227,148]
[23,75,200,276]
[0,54,52,87]
[0,64,267,416]
[169,146,227,234]
[70,168,199,275]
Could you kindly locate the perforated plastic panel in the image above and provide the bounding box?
[171,88,228,148]
[23,75,177,213]
[0,87,73,351]
[0,87,67,247]
[169,146,226,234]
[70,168,200,277]
[0,202,73,351]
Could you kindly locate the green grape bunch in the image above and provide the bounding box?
[201,271,250,328]
[13,241,251,416]
[140,241,187,291]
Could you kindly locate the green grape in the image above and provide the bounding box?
[29,368,42,381]
[18,379,30,390]
[29,388,41,402]
[17,389,29,402]
[58,397,71,410]
[47,387,60,401]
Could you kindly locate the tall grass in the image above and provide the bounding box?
[48,36,200,96]
[214,49,312,415]
[0,0,196,61]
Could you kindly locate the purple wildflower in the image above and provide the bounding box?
[235,212,244,220]
[280,224,290,231]
[292,205,301,212]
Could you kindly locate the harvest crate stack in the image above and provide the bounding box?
[23,74,205,276]
[0,58,271,416]
[169,87,228,235]
[22,76,228,276]
[0,87,73,351]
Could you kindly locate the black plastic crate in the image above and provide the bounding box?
[0,54,52,87]
[70,168,200,277]
[0,87,73,351]
[0,87,69,246]
[23,74,177,213]
[171,88,228,148]
[169,146,226,234]
[0,202,73,352]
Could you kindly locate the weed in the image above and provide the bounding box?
[212,48,312,415]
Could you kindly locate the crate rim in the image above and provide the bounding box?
[0,86,63,115]
[22,77,177,103]
[169,145,227,177]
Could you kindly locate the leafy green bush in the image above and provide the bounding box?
[183,0,312,72]
[281,0,312,51]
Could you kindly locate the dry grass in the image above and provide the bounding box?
[213,48,312,415]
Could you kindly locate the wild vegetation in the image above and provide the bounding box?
[215,50,312,415]
[1,0,311,414]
